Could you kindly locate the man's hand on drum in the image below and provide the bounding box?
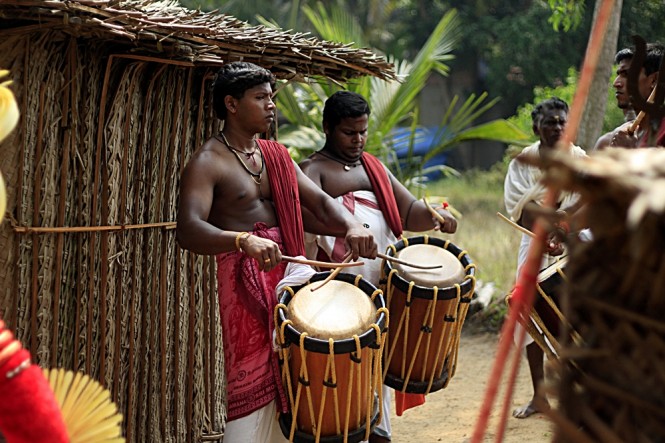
[344,224,377,261]
[240,234,283,272]
[432,206,458,233]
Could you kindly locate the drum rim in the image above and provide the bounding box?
[382,236,475,300]
[277,272,387,354]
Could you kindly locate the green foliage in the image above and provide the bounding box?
[547,0,585,31]
[275,5,529,186]
[508,66,625,142]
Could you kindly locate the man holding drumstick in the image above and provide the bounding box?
[504,97,586,419]
[299,90,457,443]
[176,63,377,443]
[594,42,664,150]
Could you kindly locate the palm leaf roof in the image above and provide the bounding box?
[0,0,395,82]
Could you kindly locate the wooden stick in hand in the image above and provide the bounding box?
[311,255,353,291]
[281,255,362,269]
[496,212,535,238]
[628,86,658,134]
[422,197,446,224]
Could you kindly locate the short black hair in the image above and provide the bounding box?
[531,97,569,127]
[615,42,665,76]
[322,91,371,132]
[212,62,275,120]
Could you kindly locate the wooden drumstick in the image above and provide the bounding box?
[281,255,362,269]
[422,197,446,224]
[496,212,535,238]
[377,252,442,270]
[627,86,658,135]
[311,255,353,291]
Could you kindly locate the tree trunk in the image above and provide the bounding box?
[576,0,623,151]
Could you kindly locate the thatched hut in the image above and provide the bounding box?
[526,148,665,442]
[0,1,394,441]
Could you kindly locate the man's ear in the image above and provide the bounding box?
[532,123,540,137]
[323,122,330,136]
[224,96,237,114]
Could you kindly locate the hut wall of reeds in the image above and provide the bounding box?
[0,2,394,442]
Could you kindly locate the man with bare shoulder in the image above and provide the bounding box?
[299,91,457,443]
[597,43,664,150]
[176,63,377,443]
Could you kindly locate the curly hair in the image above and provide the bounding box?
[212,62,276,120]
[531,97,569,128]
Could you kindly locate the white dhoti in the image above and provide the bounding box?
[504,142,586,348]
[224,401,287,443]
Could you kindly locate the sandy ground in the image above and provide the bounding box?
[387,332,555,442]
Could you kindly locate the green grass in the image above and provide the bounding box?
[407,163,521,331]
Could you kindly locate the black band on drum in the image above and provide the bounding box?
[382,236,475,301]
[298,375,311,387]
[322,379,337,388]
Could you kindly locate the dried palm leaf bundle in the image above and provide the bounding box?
[522,147,665,443]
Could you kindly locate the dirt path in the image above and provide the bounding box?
[388,332,554,442]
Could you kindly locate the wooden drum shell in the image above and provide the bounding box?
[381,236,475,395]
[276,273,387,443]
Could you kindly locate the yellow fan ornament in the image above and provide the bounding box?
[44,368,125,443]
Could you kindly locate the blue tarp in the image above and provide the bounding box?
[388,127,448,180]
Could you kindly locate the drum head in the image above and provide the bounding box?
[288,280,376,340]
[395,244,465,288]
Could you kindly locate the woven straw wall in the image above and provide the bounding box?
[0,32,225,442]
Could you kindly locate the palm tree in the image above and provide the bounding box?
[272,4,529,186]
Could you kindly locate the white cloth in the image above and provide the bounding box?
[305,191,397,284]
[504,141,586,347]
[224,401,287,443]
[504,141,586,223]
[305,190,396,438]
[273,258,317,351]
[275,257,317,298]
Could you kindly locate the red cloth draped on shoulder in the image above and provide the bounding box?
[361,152,425,415]
[258,139,306,256]
[361,152,403,238]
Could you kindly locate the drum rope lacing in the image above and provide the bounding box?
[274,280,388,443]
[382,237,477,394]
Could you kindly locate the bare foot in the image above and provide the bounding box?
[368,433,391,443]
[512,399,549,419]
